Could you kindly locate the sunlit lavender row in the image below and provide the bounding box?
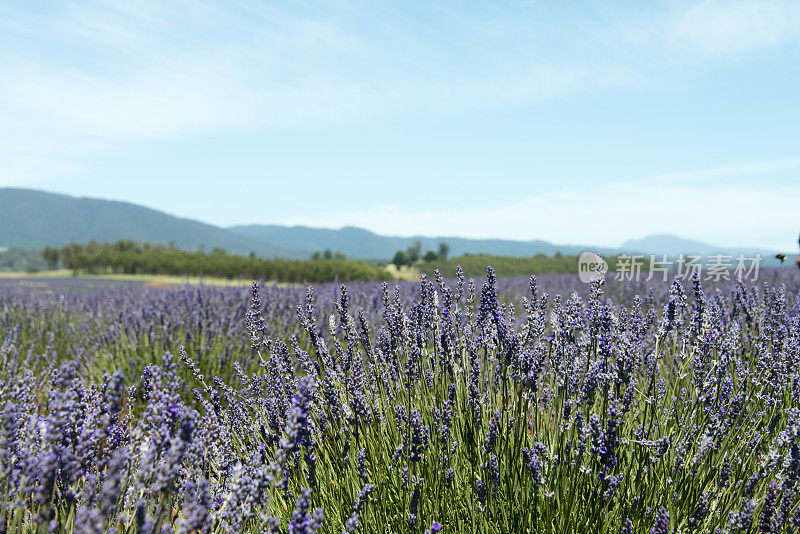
[2,268,800,532]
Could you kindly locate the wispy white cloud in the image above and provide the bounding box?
[0,3,614,160]
[1,1,645,189]
[673,0,800,56]
[640,156,800,184]
[3,0,799,160]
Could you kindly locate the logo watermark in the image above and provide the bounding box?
[578,252,608,283]
[578,253,762,283]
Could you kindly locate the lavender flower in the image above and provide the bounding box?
[288,489,324,534]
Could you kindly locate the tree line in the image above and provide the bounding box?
[391,241,449,267]
[416,252,647,278]
[42,241,392,283]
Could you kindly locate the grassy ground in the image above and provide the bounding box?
[382,263,420,281]
[0,270,256,287]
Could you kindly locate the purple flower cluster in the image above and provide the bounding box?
[1,268,800,532]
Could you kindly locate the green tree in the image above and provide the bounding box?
[42,246,61,270]
[407,241,422,263]
[52,240,391,282]
[392,250,409,267]
[423,251,439,262]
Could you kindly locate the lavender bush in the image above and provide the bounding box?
[1,268,800,532]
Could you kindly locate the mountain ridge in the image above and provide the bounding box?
[0,188,785,264]
[621,234,777,258]
[227,223,623,260]
[0,188,304,258]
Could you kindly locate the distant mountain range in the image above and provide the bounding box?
[620,235,779,260]
[0,188,303,258]
[227,224,621,260]
[0,188,787,265]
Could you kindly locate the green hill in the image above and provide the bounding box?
[0,188,304,258]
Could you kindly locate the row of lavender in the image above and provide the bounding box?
[1,268,799,532]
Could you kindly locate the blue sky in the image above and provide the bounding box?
[1,0,799,249]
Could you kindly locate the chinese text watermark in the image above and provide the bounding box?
[578,252,609,283]
[578,253,762,283]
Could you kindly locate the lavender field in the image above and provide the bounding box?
[2,268,800,533]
